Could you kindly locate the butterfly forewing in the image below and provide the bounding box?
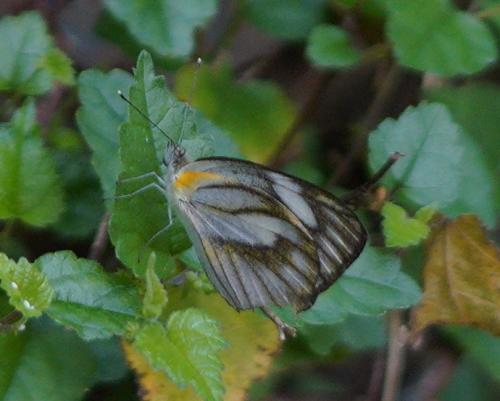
[175,182,320,311]
[170,157,367,311]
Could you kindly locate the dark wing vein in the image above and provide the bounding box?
[174,157,367,311]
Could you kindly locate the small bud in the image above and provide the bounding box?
[23,300,34,310]
[10,281,18,290]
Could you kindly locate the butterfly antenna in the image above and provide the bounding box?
[177,57,203,144]
[117,90,175,145]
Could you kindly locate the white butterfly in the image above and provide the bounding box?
[115,91,379,337]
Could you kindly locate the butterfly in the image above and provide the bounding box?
[116,91,398,338]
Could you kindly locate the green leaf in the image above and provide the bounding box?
[0,11,53,94]
[0,292,12,317]
[335,0,388,17]
[438,130,497,226]
[175,62,296,162]
[414,203,437,223]
[38,47,75,86]
[0,326,26,396]
[109,52,239,277]
[300,314,386,355]
[284,159,325,186]
[76,69,134,200]
[35,251,142,340]
[0,253,53,318]
[368,102,494,216]
[109,52,192,277]
[425,83,500,226]
[103,0,217,59]
[306,24,361,68]
[386,0,497,76]
[0,100,64,226]
[444,325,500,381]
[178,247,205,273]
[49,130,104,239]
[0,319,97,401]
[440,357,499,401]
[334,0,358,7]
[300,246,421,325]
[243,0,328,40]
[87,338,129,383]
[188,112,242,159]
[143,253,168,319]
[134,309,225,401]
[478,0,500,29]
[382,202,433,247]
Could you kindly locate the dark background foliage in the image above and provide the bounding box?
[0,1,499,401]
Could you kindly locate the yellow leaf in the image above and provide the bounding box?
[124,341,198,401]
[413,215,500,335]
[124,292,280,401]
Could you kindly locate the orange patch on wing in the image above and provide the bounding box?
[173,170,222,192]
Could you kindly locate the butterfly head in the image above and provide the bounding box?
[163,141,188,173]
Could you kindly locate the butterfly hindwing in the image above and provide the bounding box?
[266,171,367,291]
[171,157,367,311]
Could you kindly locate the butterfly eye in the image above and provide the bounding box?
[175,147,186,158]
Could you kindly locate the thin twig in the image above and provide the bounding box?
[363,351,386,401]
[199,0,243,60]
[342,152,404,207]
[329,64,404,186]
[0,310,23,333]
[88,212,110,261]
[37,84,65,138]
[266,71,330,168]
[411,350,459,400]
[381,310,409,401]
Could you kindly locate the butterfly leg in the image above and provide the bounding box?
[119,171,166,185]
[115,182,165,200]
[261,307,297,340]
[143,204,174,249]
[145,207,173,246]
[144,223,173,248]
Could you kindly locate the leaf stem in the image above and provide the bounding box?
[363,351,386,401]
[360,43,392,65]
[88,212,110,261]
[381,310,409,401]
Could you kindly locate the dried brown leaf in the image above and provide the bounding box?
[413,215,500,335]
